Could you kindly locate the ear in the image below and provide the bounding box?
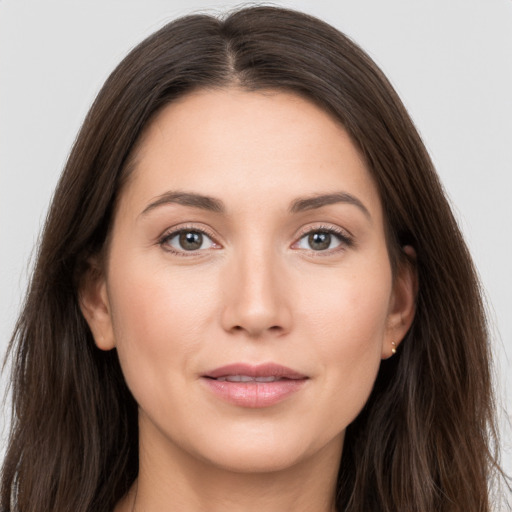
[78,259,116,351]
[382,245,418,359]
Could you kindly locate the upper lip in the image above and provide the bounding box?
[203,363,308,380]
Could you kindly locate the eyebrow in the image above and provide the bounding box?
[140,190,371,219]
[289,192,371,219]
[140,191,225,216]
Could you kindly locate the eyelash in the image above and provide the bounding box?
[158,224,219,257]
[157,224,354,257]
[294,225,354,255]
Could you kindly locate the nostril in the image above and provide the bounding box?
[229,324,284,336]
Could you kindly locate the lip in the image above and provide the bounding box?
[201,363,309,408]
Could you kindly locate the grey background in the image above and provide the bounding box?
[1,0,511,480]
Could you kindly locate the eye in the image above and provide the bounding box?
[160,229,217,253]
[294,228,351,252]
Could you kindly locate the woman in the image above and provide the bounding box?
[1,6,505,512]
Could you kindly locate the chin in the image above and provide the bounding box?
[199,444,312,474]
[187,424,343,475]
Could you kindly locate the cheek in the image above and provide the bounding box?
[110,254,213,329]
[106,258,217,393]
[312,287,389,378]
[295,258,392,417]
[299,257,392,347]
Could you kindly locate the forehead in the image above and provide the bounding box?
[119,88,383,221]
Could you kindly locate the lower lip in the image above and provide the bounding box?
[201,378,307,408]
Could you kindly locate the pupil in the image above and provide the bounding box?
[179,231,203,250]
[309,232,331,250]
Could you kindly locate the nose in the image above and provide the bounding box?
[220,247,292,338]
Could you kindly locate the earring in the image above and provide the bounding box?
[391,341,397,355]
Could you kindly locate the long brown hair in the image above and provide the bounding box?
[1,6,505,511]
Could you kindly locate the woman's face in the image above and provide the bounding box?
[83,88,415,474]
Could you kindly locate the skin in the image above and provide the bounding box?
[81,88,416,512]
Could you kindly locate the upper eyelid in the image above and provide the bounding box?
[158,226,221,257]
[294,223,353,240]
[159,224,220,243]
[292,224,354,252]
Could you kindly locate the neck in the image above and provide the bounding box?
[116,421,342,512]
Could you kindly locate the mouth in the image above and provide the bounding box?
[212,375,298,382]
[201,363,308,408]
[203,362,308,380]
